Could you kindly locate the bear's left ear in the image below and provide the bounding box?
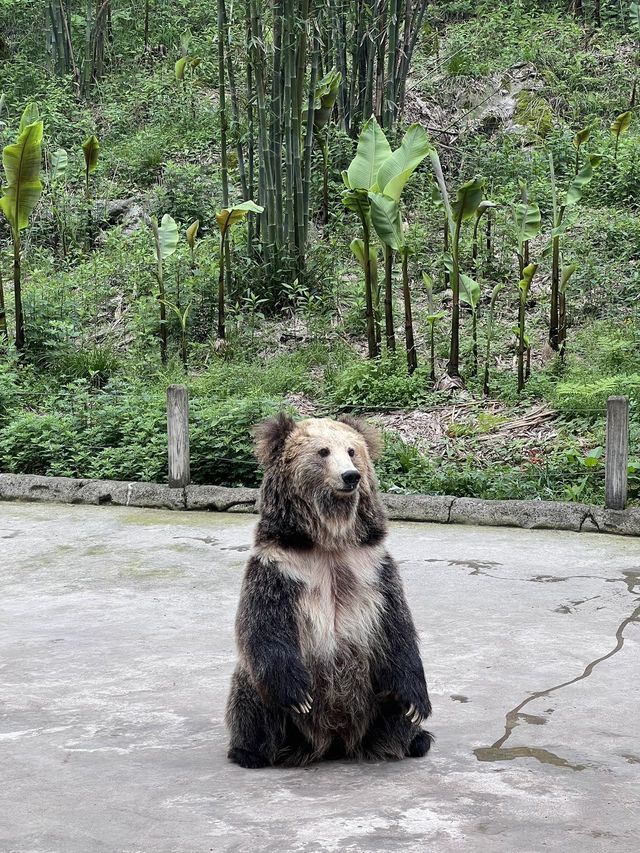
[253,412,297,465]
[338,415,383,460]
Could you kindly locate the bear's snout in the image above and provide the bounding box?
[340,469,361,491]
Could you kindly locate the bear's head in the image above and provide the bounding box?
[254,414,387,550]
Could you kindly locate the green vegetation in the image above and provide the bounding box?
[0,1,638,505]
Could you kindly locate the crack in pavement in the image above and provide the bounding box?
[474,570,640,770]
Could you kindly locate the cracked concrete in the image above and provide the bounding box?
[1,502,639,852]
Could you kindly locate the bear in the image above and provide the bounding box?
[225,413,432,768]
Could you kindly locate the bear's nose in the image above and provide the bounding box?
[341,470,361,488]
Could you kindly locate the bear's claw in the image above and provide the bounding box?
[292,694,313,714]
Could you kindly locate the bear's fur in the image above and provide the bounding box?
[225,414,432,768]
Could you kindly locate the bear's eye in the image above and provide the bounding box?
[348,448,355,457]
[318,447,330,458]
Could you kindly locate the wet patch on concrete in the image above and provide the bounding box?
[450,694,470,703]
[474,745,586,771]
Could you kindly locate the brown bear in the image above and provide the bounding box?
[225,413,432,768]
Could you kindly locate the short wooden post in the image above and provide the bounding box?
[605,396,628,510]
[167,384,190,488]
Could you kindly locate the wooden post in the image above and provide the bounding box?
[605,396,628,510]
[167,385,190,488]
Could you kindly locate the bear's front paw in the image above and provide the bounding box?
[268,661,313,714]
[395,681,431,726]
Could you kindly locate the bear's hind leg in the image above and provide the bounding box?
[361,697,432,761]
[226,667,286,769]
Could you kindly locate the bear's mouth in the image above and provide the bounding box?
[334,483,359,495]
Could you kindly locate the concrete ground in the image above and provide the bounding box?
[0,503,639,853]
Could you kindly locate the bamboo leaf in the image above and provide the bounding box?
[154,214,179,262]
[368,192,403,250]
[346,115,393,191]
[376,123,431,201]
[451,177,485,223]
[0,119,44,232]
[19,103,39,133]
[216,199,264,233]
[50,148,68,182]
[186,219,199,248]
[82,135,100,174]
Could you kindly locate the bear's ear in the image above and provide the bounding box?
[254,413,297,465]
[338,415,383,461]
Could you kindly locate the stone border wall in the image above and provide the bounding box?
[1,473,638,537]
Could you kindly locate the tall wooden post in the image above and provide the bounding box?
[167,385,190,488]
[605,396,628,510]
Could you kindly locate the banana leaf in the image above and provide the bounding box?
[350,239,378,279]
[153,214,179,262]
[345,115,392,191]
[375,123,431,201]
[565,153,601,207]
[368,192,403,251]
[19,103,39,133]
[451,177,485,224]
[50,148,68,182]
[216,200,264,235]
[82,135,100,175]
[0,119,43,233]
[186,219,199,249]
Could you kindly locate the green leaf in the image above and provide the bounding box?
[368,192,403,250]
[459,273,481,309]
[451,177,485,224]
[82,135,100,174]
[573,126,591,149]
[312,69,342,130]
[565,153,601,207]
[19,103,39,133]
[611,111,632,141]
[153,214,179,262]
[346,115,392,191]
[350,238,378,278]
[513,200,541,247]
[559,263,577,294]
[342,188,371,223]
[376,123,431,201]
[216,200,264,233]
[50,148,68,182]
[175,57,188,81]
[475,199,497,220]
[0,119,43,232]
[518,262,538,296]
[186,219,199,249]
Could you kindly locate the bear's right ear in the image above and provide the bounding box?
[253,413,296,465]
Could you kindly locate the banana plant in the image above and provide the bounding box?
[423,272,446,383]
[186,219,199,270]
[430,147,485,379]
[611,111,632,160]
[459,273,481,377]
[0,103,43,351]
[547,152,601,350]
[351,238,381,347]
[148,213,179,364]
[311,69,342,224]
[483,282,504,396]
[472,200,496,272]
[82,134,99,248]
[161,298,191,370]
[344,117,431,365]
[558,262,577,353]
[49,147,68,256]
[513,183,541,276]
[573,125,591,174]
[215,200,263,341]
[515,263,538,392]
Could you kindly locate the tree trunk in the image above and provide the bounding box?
[13,231,24,351]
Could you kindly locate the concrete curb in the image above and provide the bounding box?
[0,473,638,537]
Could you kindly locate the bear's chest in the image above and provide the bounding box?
[283,545,385,660]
